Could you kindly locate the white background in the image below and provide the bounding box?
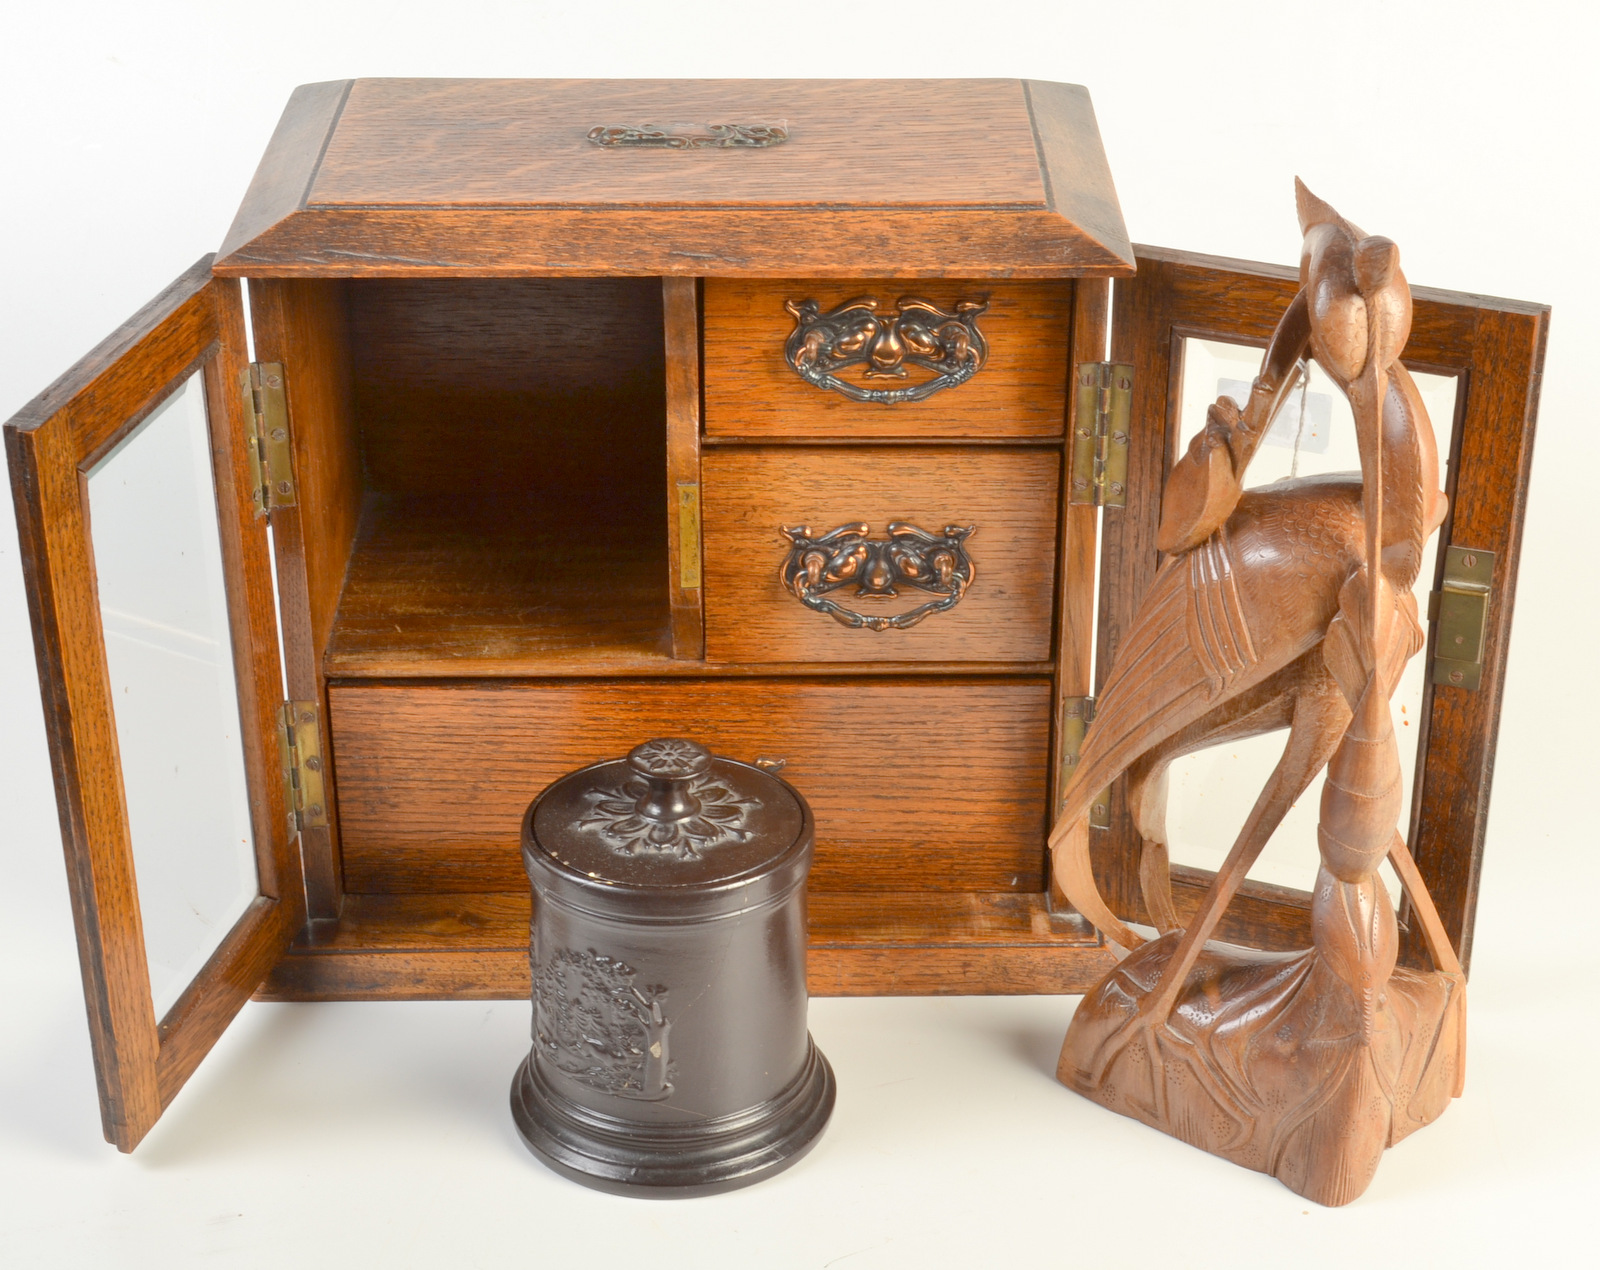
[2,2,1596,1265]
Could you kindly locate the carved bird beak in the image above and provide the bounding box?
[1294,179,1412,385]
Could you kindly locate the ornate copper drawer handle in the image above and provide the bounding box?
[784,296,989,404]
[587,123,788,149]
[779,522,976,631]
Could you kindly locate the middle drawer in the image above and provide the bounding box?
[701,446,1060,664]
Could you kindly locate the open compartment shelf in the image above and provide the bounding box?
[321,277,672,677]
[325,492,671,675]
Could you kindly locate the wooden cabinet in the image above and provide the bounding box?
[4,78,1546,1151]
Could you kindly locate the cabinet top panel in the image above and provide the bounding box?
[215,79,1132,278]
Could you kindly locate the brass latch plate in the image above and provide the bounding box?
[1430,545,1494,691]
[677,482,702,590]
[279,701,328,831]
[243,362,296,516]
[1069,362,1132,508]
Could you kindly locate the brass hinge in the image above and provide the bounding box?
[1429,545,1494,691]
[1057,695,1094,805]
[242,362,296,516]
[1069,362,1133,508]
[278,701,328,832]
[1057,696,1112,828]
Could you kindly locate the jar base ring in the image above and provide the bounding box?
[511,1037,836,1197]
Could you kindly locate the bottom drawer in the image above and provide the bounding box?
[328,678,1051,895]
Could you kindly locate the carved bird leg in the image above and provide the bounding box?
[1137,673,1350,1029]
[1067,669,1350,1109]
[1126,753,1178,932]
[1052,475,1367,951]
[1125,663,1308,933]
[1386,829,1467,1098]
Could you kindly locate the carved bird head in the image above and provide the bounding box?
[1296,179,1413,386]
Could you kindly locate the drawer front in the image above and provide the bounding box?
[703,278,1073,439]
[702,447,1059,663]
[328,678,1052,895]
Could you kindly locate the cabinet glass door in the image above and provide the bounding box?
[85,370,265,1020]
[5,259,304,1150]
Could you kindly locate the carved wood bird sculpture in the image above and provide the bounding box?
[1050,182,1467,1206]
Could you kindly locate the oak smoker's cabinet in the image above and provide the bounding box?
[6,79,1546,1151]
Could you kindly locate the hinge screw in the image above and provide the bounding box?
[304,755,321,772]
[306,805,323,819]
[1449,670,1464,684]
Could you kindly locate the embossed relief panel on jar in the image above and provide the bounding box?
[1161,338,1461,901]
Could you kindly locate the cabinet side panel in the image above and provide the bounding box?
[663,277,704,658]
[1051,278,1107,837]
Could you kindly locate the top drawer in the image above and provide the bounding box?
[703,279,1074,440]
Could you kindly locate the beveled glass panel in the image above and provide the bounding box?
[86,372,260,1020]
[1163,339,1459,901]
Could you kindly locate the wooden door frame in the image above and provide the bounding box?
[5,257,306,1149]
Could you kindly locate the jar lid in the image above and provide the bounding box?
[528,739,808,892]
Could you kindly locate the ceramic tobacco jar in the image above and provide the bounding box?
[511,738,834,1196]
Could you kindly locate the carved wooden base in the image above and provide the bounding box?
[1058,932,1464,1206]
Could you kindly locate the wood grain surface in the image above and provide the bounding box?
[217,80,353,264]
[1050,277,1108,829]
[702,447,1060,663]
[324,494,672,674]
[313,277,675,675]
[249,278,361,917]
[256,889,1115,999]
[702,279,1073,439]
[5,262,303,1149]
[1099,246,1547,969]
[213,79,1134,277]
[663,277,705,658]
[326,678,1052,895]
[345,277,666,499]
